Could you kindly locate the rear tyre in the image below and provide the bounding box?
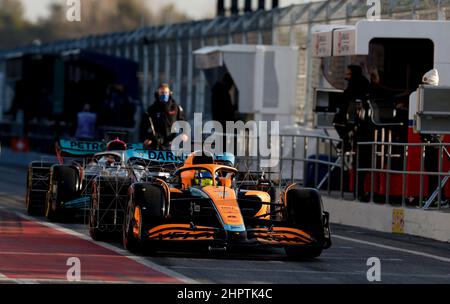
[45,166,78,222]
[283,186,327,259]
[123,204,143,253]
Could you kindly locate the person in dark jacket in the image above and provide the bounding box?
[334,65,371,200]
[143,83,186,150]
[334,65,370,152]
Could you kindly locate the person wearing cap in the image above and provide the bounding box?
[142,83,187,150]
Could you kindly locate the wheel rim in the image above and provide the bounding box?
[132,206,141,239]
[123,205,132,247]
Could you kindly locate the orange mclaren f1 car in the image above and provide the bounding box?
[121,151,332,259]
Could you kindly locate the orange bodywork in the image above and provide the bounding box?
[133,206,141,237]
[141,154,316,247]
[242,191,271,220]
[202,186,245,228]
[249,227,314,245]
[176,160,246,229]
[148,224,216,241]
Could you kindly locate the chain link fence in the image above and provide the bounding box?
[2,0,450,125]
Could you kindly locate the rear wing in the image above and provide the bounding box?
[126,150,185,164]
[57,139,237,168]
[57,139,145,157]
[58,140,104,157]
[126,150,236,167]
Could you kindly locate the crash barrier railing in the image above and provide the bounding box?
[356,141,450,210]
[192,132,346,197]
[275,134,345,198]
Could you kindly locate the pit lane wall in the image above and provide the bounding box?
[323,197,450,243]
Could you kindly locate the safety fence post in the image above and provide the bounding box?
[402,144,408,208]
[419,145,425,208]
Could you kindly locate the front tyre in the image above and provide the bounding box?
[123,203,143,253]
[88,181,109,241]
[123,183,166,254]
[283,186,330,259]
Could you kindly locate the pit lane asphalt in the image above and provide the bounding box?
[1,163,450,284]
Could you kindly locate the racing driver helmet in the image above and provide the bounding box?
[106,138,127,151]
[194,170,213,187]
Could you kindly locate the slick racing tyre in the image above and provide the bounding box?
[88,181,109,241]
[45,165,78,222]
[123,183,166,254]
[284,186,326,259]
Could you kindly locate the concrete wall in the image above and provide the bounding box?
[323,197,450,243]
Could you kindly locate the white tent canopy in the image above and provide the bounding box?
[194,44,299,125]
[311,20,450,86]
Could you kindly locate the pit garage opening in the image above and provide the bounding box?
[311,20,450,203]
[194,44,299,128]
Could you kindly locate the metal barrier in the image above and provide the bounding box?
[356,141,450,210]
[217,133,449,211]
[203,133,346,197]
[276,134,345,197]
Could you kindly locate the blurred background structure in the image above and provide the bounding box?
[1,0,450,152]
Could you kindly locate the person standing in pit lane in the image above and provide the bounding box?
[75,103,97,140]
[142,83,188,150]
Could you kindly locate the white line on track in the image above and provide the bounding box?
[0,206,197,284]
[333,235,450,263]
[322,257,404,261]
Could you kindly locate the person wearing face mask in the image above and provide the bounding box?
[143,83,186,150]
